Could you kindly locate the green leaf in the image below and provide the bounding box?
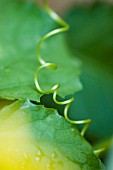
[0,100,104,169]
[0,0,82,102]
[65,2,113,141]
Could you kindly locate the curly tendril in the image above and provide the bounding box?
[34,0,92,136]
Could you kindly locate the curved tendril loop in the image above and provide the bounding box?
[37,0,69,65]
[34,63,59,94]
[35,0,92,136]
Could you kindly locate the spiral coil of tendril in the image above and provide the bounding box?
[34,0,91,137]
[34,0,105,155]
[34,0,105,156]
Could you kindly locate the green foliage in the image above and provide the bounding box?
[0,100,104,169]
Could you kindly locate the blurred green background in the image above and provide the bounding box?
[64,0,113,166]
[65,1,113,142]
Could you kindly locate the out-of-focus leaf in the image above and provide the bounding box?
[0,100,104,170]
[0,0,82,102]
[65,2,113,141]
[66,2,113,72]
